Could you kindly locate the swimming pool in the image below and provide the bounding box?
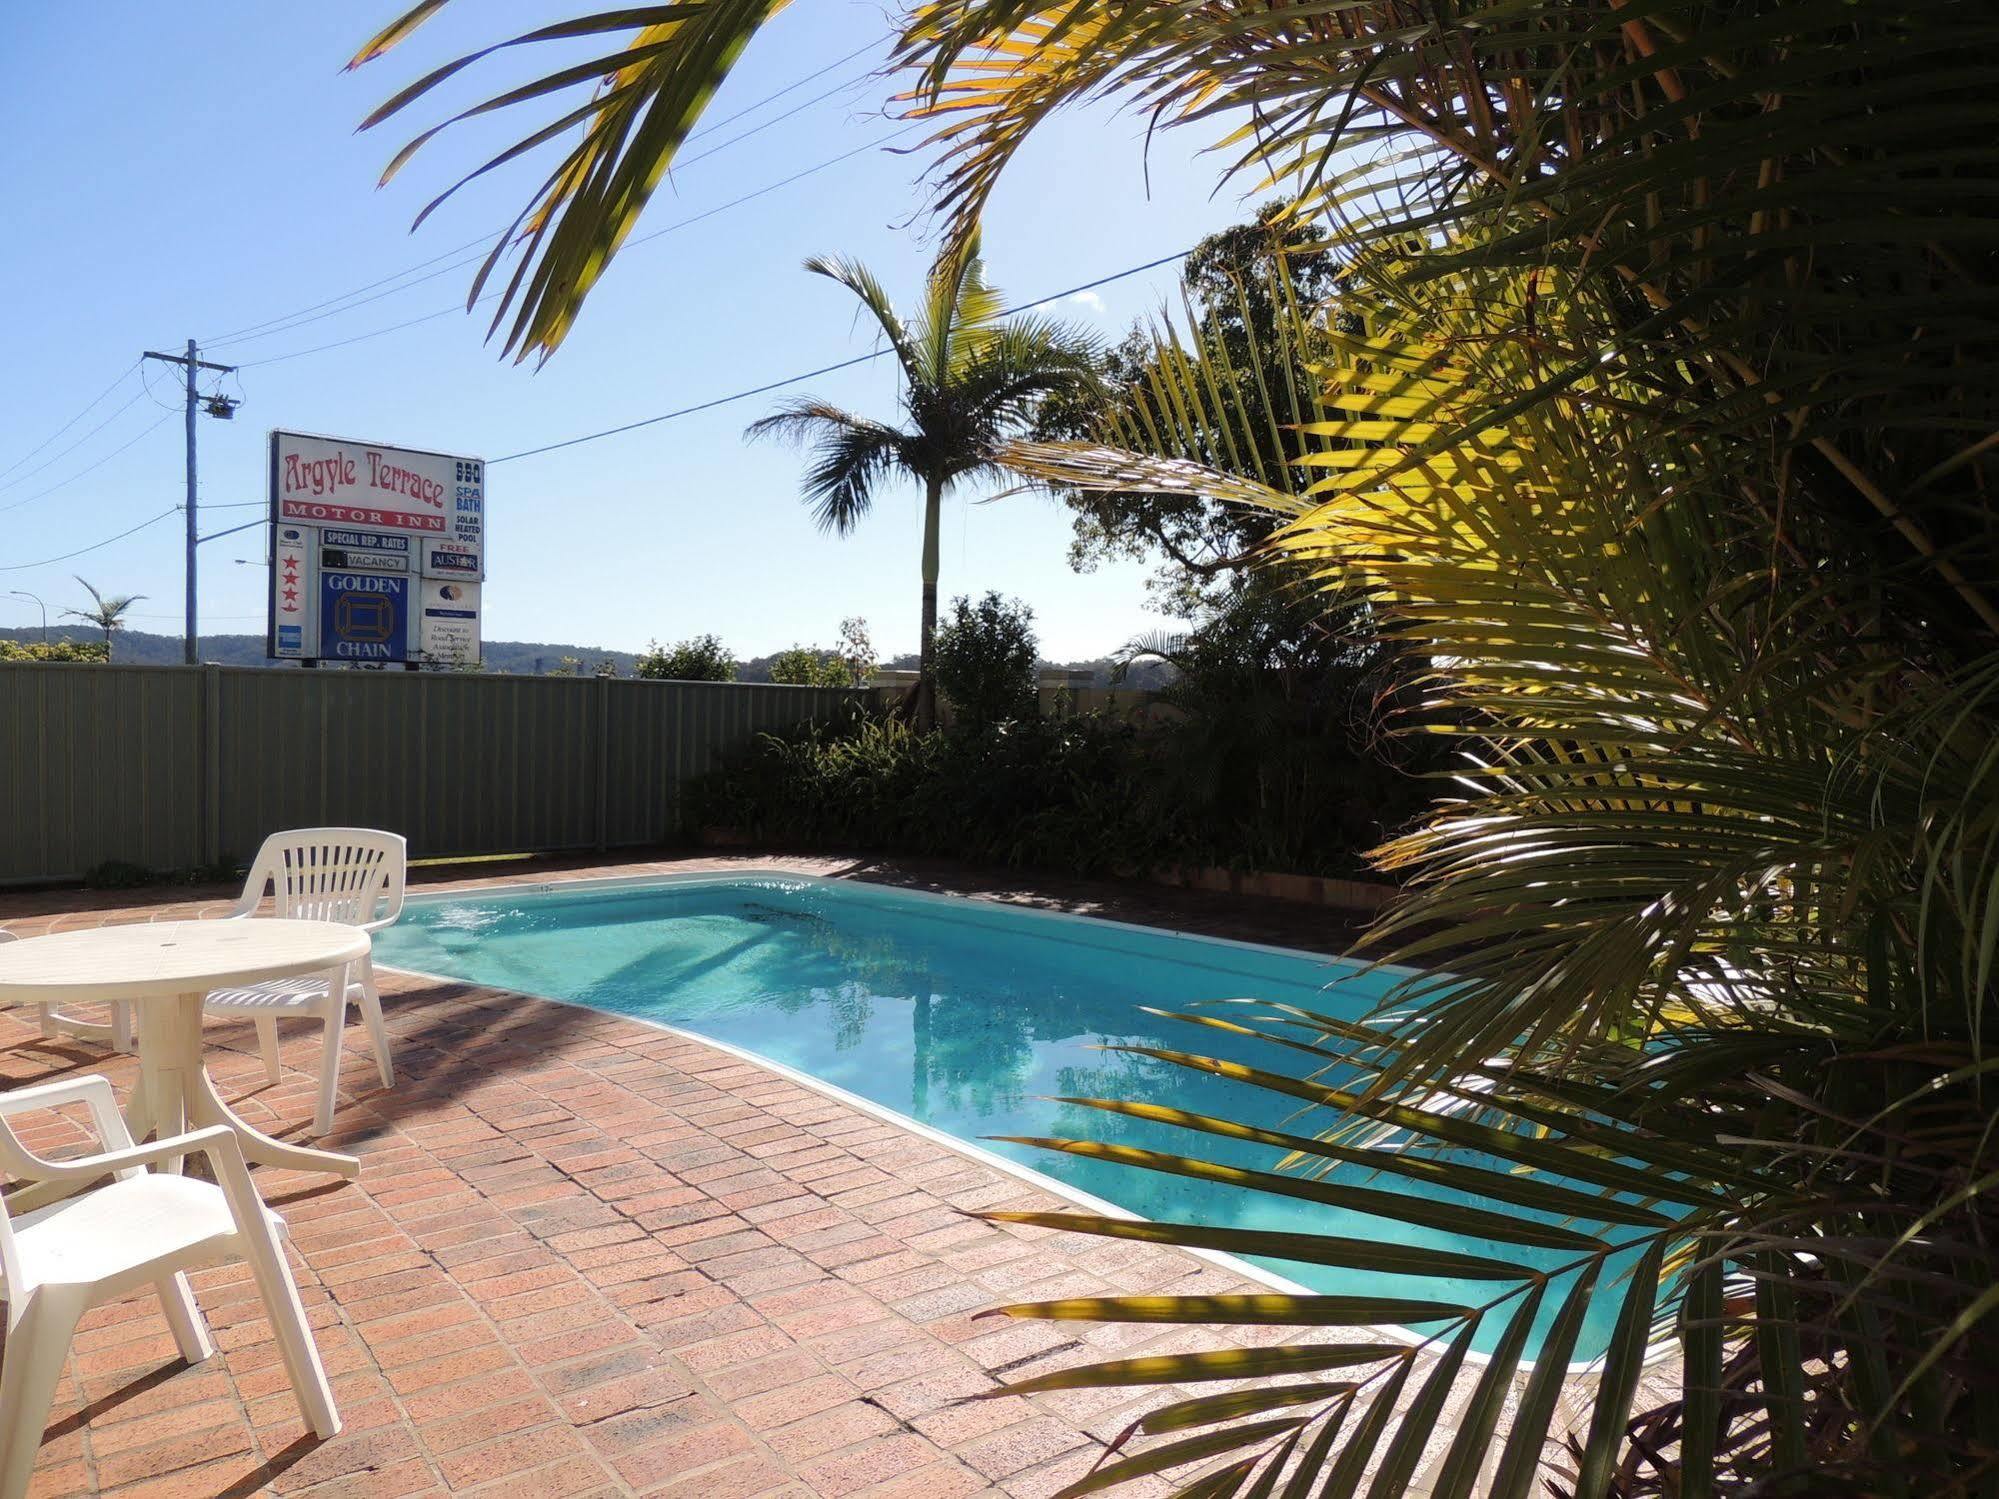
[374,874,1631,1361]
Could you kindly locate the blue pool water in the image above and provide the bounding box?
[374,875,1630,1360]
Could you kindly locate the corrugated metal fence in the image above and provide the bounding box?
[0,663,865,885]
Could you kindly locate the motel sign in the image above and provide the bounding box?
[266,430,485,668]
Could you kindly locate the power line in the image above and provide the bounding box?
[0,362,140,481]
[679,34,884,138]
[211,68,881,357]
[496,350,892,463]
[661,66,875,173]
[488,247,1196,465]
[0,411,177,517]
[0,506,182,573]
[202,234,501,350]
[233,304,462,371]
[236,126,917,370]
[0,389,151,494]
[142,359,190,412]
[0,249,1190,589]
[201,37,889,350]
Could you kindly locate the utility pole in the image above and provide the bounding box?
[142,341,236,665]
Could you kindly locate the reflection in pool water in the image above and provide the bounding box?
[375,875,1638,1360]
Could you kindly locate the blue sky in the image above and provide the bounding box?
[0,4,1253,660]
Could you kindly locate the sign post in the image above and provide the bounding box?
[266,430,485,668]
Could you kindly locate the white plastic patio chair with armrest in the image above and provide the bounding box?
[202,828,407,1135]
[0,930,132,1054]
[0,1074,339,1499]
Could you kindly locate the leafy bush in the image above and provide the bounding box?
[1117,581,1435,874]
[686,712,1169,875]
[0,638,109,663]
[82,859,152,889]
[543,655,619,677]
[935,591,1037,728]
[767,647,827,685]
[686,696,1414,879]
[635,634,735,682]
[767,619,877,687]
[78,855,243,890]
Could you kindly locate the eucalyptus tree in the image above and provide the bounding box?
[747,247,1098,727]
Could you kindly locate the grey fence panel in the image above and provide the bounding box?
[0,665,205,883]
[0,663,865,884]
[604,678,671,848]
[606,680,862,847]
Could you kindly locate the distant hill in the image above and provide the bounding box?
[0,625,646,675]
[0,626,1171,688]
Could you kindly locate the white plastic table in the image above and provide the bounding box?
[0,919,369,1182]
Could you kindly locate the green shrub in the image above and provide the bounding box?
[934,592,1037,728]
[0,638,109,663]
[684,705,1409,879]
[768,646,856,686]
[82,859,153,889]
[635,634,736,682]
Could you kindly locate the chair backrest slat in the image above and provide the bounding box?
[244,828,407,932]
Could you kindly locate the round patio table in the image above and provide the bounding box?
[0,919,368,1181]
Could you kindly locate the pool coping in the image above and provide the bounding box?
[382,869,1657,1379]
[402,868,1435,979]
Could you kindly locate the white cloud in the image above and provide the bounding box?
[1027,289,1108,318]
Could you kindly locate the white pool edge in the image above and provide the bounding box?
[402,868,1437,981]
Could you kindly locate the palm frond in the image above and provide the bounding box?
[988,210,1999,1494]
[803,252,920,382]
[352,0,800,361]
[746,399,910,534]
[63,576,145,629]
[898,0,1999,633]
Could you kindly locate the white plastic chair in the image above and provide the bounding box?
[203,829,407,1135]
[0,1075,340,1499]
[0,931,132,1055]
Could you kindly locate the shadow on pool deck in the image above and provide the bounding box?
[0,854,1398,1498]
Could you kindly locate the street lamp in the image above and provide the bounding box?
[8,590,48,644]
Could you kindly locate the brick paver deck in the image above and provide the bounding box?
[0,857,1352,1498]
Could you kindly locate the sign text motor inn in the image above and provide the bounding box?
[266,429,485,668]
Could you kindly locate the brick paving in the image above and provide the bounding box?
[0,856,1359,1498]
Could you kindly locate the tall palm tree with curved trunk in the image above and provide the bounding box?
[62,577,145,663]
[747,244,1098,727]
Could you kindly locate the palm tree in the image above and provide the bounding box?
[746,246,1098,728]
[62,577,145,662]
[353,5,1999,1494]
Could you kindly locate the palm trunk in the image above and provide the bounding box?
[915,475,942,730]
